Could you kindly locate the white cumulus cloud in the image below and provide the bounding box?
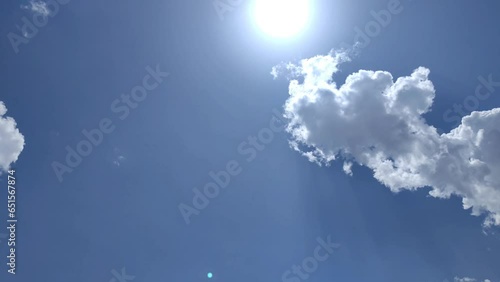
[0,102,25,171]
[275,50,500,227]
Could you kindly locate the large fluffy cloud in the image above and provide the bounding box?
[0,102,25,171]
[273,51,500,227]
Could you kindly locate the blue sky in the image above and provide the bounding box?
[1,0,500,281]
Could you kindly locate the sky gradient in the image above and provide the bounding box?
[1,0,500,282]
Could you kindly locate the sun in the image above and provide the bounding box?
[253,0,310,38]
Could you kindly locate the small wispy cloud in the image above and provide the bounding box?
[113,155,126,167]
[454,277,491,282]
[110,147,126,167]
[21,0,50,17]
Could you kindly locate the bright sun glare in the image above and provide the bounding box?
[254,0,310,38]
